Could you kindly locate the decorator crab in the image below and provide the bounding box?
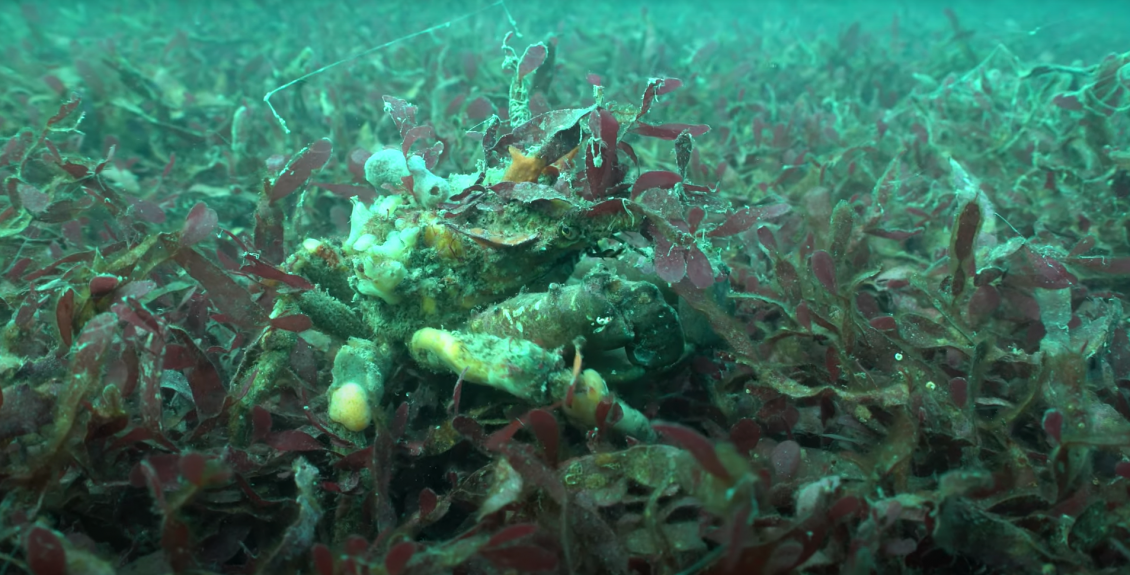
[232,85,705,442]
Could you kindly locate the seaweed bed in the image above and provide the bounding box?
[2,1,1130,574]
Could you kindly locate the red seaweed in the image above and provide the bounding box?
[1,6,1128,575]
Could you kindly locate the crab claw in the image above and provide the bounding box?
[561,367,654,441]
[466,271,685,371]
[408,328,562,402]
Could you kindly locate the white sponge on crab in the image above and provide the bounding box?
[364,147,410,189]
[352,226,420,304]
[407,155,450,209]
[346,195,404,251]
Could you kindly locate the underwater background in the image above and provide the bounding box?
[2,1,1130,574]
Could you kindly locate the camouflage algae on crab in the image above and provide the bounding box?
[260,86,694,440]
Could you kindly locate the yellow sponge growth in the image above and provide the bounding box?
[328,382,372,432]
[560,368,655,441]
[423,223,464,260]
[562,369,610,426]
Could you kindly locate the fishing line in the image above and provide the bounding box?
[264,0,521,134]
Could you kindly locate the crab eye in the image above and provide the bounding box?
[558,222,578,240]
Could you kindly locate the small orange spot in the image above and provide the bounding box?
[309,243,342,267]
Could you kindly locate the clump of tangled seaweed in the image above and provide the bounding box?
[2,1,1130,574]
